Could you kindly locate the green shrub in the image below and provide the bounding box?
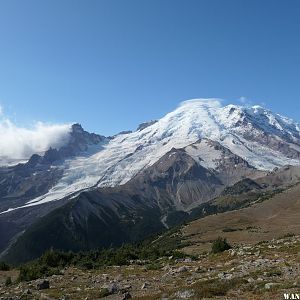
[0,261,10,271]
[172,250,186,259]
[5,276,12,286]
[211,237,231,254]
[145,263,162,270]
[18,263,60,282]
[280,232,295,239]
[39,249,74,268]
[18,264,45,282]
[222,228,242,232]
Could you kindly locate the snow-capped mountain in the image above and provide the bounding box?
[1,98,300,213]
[2,98,300,263]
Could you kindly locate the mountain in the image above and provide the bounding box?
[2,99,300,213]
[1,98,300,262]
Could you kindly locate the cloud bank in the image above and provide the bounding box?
[0,106,72,164]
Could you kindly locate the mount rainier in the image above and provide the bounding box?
[1,98,300,262]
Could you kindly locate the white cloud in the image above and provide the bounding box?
[238,96,253,106]
[0,109,72,164]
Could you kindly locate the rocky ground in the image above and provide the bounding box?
[0,234,300,299]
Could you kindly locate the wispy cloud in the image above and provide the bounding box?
[238,96,268,108]
[238,96,253,106]
[0,106,71,164]
[180,98,223,108]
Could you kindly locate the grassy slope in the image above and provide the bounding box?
[182,183,300,254]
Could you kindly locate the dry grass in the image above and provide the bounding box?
[0,269,19,285]
[181,184,300,254]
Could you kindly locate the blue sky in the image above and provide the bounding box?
[0,0,299,135]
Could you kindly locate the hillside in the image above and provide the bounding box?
[182,182,300,254]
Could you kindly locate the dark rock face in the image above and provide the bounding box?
[136,120,158,131]
[36,280,49,290]
[118,130,133,135]
[58,123,105,157]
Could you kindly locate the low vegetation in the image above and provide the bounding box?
[211,237,231,254]
[17,242,187,282]
[5,276,12,286]
[193,278,247,298]
[0,261,10,271]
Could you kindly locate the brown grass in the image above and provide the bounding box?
[181,184,300,254]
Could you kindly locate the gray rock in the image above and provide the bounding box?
[175,289,195,299]
[23,289,32,295]
[176,266,188,273]
[104,282,119,294]
[265,282,279,289]
[218,272,233,280]
[121,284,132,292]
[247,278,255,283]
